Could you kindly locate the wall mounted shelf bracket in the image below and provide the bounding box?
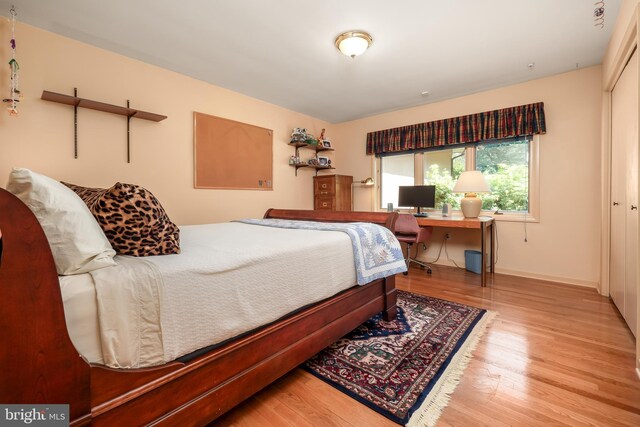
[41,89,167,163]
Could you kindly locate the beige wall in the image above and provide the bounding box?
[603,0,639,80]
[0,22,331,225]
[0,21,605,287]
[335,67,603,287]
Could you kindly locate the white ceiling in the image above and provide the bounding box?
[1,0,621,123]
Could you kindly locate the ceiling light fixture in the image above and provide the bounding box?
[335,31,372,58]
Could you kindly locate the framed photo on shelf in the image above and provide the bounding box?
[317,156,329,167]
[322,140,332,148]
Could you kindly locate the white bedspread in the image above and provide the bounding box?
[61,222,358,368]
[59,274,103,364]
[90,256,165,368]
[147,223,356,363]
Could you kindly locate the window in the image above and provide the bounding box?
[476,139,529,212]
[378,136,537,219]
[423,148,465,209]
[380,153,414,209]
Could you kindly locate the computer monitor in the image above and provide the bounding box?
[398,185,436,216]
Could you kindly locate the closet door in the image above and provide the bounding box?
[610,103,625,313]
[611,49,638,336]
[624,51,638,337]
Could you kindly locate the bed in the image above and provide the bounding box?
[0,186,401,426]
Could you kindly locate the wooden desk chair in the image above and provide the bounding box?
[394,214,433,275]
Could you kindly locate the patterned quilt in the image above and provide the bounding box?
[237,219,407,285]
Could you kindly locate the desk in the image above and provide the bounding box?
[416,216,494,287]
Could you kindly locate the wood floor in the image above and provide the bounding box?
[215,266,640,426]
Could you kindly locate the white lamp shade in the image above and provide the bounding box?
[338,37,368,57]
[335,32,372,58]
[452,171,490,193]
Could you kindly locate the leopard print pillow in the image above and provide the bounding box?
[63,183,108,208]
[63,182,180,256]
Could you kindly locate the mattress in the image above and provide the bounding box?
[60,222,357,367]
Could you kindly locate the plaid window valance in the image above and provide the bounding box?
[366,102,546,156]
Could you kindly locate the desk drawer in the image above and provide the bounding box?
[315,197,334,210]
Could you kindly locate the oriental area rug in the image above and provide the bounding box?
[304,291,495,427]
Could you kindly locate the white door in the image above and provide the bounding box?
[610,110,625,314]
[624,51,638,337]
[611,50,638,336]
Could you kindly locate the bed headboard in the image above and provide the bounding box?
[263,209,399,231]
[0,188,91,420]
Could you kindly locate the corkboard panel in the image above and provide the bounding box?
[194,112,273,190]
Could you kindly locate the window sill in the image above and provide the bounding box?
[489,211,539,223]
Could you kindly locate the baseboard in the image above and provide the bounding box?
[493,267,599,289]
[420,258,600,289]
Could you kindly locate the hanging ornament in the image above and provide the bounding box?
[594,1,605,29]
[3,6,21,116]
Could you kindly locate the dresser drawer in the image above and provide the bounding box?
[315,197,334,210]
[314,177,335,195]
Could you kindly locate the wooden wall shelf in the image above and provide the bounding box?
[290,164,335,176]
[289,140,335,176]
[41,91,167,122]
[41,89,167,162]
[288,141,334,153]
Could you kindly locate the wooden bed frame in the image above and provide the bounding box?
[0,188,399,426]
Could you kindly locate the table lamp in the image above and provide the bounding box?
[452,171,490,218]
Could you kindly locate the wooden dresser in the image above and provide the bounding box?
[313,174,353,211]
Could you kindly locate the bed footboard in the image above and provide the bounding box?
[264,208,399,231]
[265,208,399,321]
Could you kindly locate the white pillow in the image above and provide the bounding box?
[6,168,116,275]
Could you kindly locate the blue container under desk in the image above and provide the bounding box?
[464,250,483,274]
